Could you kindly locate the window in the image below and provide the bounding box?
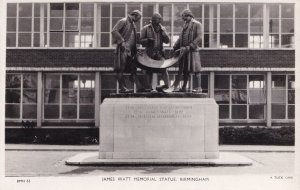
[6,73,37,119]
[220,4,233,48]
[101,74,117,102]
[271,74,294,119]
[44,73,95,120]
[6,2,294,49]
[215,74,266,120]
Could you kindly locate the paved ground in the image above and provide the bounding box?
[4,144,296,177]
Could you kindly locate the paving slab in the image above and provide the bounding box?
[65,152,253,166]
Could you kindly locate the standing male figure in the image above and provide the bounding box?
[140,13,170,92]
[111,10,142,93]
[164,9,202,93]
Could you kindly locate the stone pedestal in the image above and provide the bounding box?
[99,93,219,160]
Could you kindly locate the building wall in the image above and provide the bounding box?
[5,1,295,127]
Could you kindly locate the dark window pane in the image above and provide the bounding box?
[250,4,263,18]
[232,75,247,89]
[65,32,80,47]
[18,33,31,47]
[44,89,60,103]
[50,32,63,47]
[66,3,79,17]
[250,19,263,33]
[50,18,63,30]
[235,4,248,18]
[281,4,294,18]
[215,75,229,89]
[62,75,78,88]
[19,18,32,32]
[143,4,154,17]
[235,34,248,48]
[204,19,209,32]
[19,3,32,17]
[100,4,110,17]
[50,3,64,17]
[220,34,233,48]
[281,34,294,48]
[6,33,16,47]
[269,4,279,18]
[112,4,125,17]
[272,89,286,103]
[281,19,294,33]
[232,105,247,119]
[101,75,117,89]
[80,105,94,119]
[6,74,21,88]
[232,90,247,104]
[100,33,110,47]
[272,75,286,88]
[44,105,59,119]
[62,105,77,119]
[189,4,202,18]
[23,105,37,119]
[272,104,285,119]
[23,74,37,88]
[220,19,233,33]
[81,18,93,32]
[23,90,37,103]
[34,4,40,17]
[204,34,209,47]
[6,90,21,103]
[62,89,77,103]
[220,4,233,18]
[6,104,20,118]
[101,18,110,32]
[214,90,230,104]
[80,90,94,104]
[269,19,279,33]
[34,18,40,32]
[65,18,79,31]
[7,18,16,32]
[249,105,264,119]
[288,75,295,89]
[288,90,295,104]
[219,105,229,119]
[288,105,294,119]
[81,3,94,17]
[34,33,40,47]
[249,89,266,104]
[45,75,60,88]
[7,4,17,17]
[235,19,248,33]
[127,4,141,16]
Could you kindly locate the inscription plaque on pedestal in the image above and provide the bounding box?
[99,97,219,159]
[99,95,219,159]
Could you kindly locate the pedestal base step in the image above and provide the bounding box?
[65,152,253,166]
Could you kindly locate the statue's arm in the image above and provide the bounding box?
[140,27,148,47]
[190,22,202,50]
[111,19,126,45]
[161,26,170,44]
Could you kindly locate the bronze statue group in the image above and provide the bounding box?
[112,9,202,93]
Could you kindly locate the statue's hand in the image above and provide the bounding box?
[148,38,154,44]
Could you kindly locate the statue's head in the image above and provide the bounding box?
[130,10,142,22]
[151,13,162,26]
[181,9,194,22]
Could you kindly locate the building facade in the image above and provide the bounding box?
[5,1,295,128]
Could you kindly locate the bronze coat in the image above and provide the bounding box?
[173,19,202,73]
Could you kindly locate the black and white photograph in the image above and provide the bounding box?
[0,0,299,189]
